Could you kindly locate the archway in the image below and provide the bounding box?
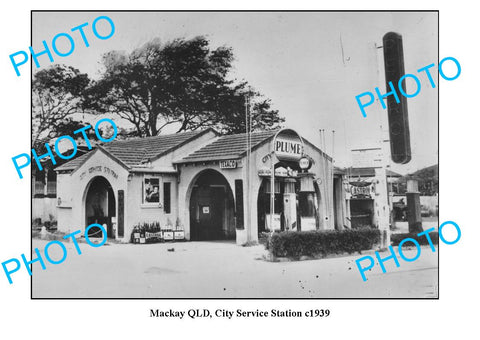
[188,169,235,241]
[257,164,322,233]
[84,176,116,238]
[257,178,283,233]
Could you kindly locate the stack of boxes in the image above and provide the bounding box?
[131,221,185,243]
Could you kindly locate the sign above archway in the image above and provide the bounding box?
[273,129,304,162]
[79,165,119,181]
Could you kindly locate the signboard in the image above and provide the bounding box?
[351,185,372,198]
[300,217,316,231]
[275,167,288,177]
[258,168,270,177]
[118,190,124,237]
[219,160,237,169]
[348,181,374,199]
[383,32,412,164]
[265,214,281,231]
[174,230,185,240]
[273,129,304,161]
[163,231,174,240]
[258,167,298,178]
[298,157,311,170]
[80,166,119,180]
[234,180,244,229]
[351,148,383,168]
[145,231,162,238]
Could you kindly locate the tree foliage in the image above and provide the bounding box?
[32,65,90,148]
[84,36,284,136]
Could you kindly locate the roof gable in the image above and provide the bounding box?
[55,147,130,173]
[176,130,277,163]
[176,130,333,164]
[104,129,213,165]
[56,129,214,171]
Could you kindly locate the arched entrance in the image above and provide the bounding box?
[189,169,235,241]
[84,176,116,238]
[257,162,321,233]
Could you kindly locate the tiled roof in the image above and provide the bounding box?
[102,146,147,167]
[177,130,277,163]
[55,129,211,171]
[55,152,93,171]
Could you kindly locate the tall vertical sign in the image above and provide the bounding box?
[383,32,411,164]
[235,180,244,229]
[118,190,124,237]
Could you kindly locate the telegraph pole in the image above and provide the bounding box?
[245,90,251,241]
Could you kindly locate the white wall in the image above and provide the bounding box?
[32,197,57,223]
[56,149,129,239]
[126,173,179,236]
[176,136,335,244]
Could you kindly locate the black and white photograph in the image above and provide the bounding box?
[29,11,439,298]
[5,1,480,338]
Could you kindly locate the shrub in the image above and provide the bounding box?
[391,231,439,246]
[258,232,270,247]
[267,228,381,259]
[32,218,42,231]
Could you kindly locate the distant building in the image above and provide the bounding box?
[341,166,402,229]
[32,147,90,226]
[392,164,439,219]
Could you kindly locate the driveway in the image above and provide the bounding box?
[32,239,438,298]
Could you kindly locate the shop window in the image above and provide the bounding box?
[163,182,171,213]
[46,170,57,197]
[143,177,160,203]
[34,170,45,197]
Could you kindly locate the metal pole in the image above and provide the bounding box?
[249,93,253,240]
[270,152,275,234]
[245,91,251,241]
[331,130,335,228]
[322,129,329,228]
[319,129,325,229]
[318,129,322,229]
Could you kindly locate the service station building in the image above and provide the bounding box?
[55,128,342,245]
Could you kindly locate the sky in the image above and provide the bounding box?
[32,11,438,174]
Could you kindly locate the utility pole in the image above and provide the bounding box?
[245,90,251,242]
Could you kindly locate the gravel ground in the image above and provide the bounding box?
[31,239,438,298]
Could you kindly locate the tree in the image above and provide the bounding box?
[84,36,284,137]
[32,65,90,149]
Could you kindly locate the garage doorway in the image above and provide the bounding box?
[189,170,235,240]
[84,176,116,239]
